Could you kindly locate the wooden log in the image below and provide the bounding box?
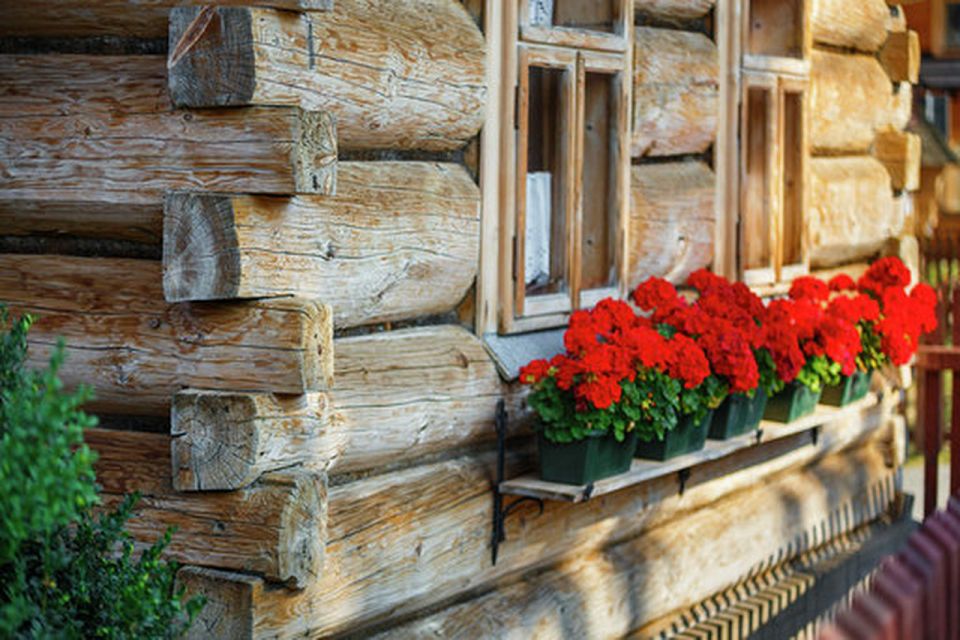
[628,161,715,287]
[810,49,910,154]
[0,1,331,38]
[162,162,480,327]
[634,0,715,21]
[0,55,336,218]
[879,30,921,83]
[886,5,908,32]
[178,567,262,640]
[87,429,326,588]
[187,404,894,637]
[632,27,718,158]
[0,255,333,416]
[171,391,335,492]
[812,0,889,52]
[808,156,908,268]
[167,2,486,151]
[873,127,922,191]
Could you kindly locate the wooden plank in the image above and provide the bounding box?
[628,161,715,287]
[167,2,486,151]
[879,30,921,84]
[162,162,480,327]
[632,27,718,158]
[953,289,960,496]
[0,55,336,217]
[810,50,910,155]
[194,418,894,638]
[812,0,889,52]
[87,429,326,588]
[634,0,715,21]
[0,0,332,38]
[0,255,333,416]
[501,394,880,502]
[808,156,903,268]
[920,367,943,517]
[873,128,922,192]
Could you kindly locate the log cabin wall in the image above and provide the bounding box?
[0,1,918,638]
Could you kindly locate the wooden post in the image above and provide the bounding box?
[167,2,486,151]
[873,128,922,192]
[953,288,960,496]
[920,363,943,518]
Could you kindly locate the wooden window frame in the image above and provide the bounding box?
[518,0,631,54]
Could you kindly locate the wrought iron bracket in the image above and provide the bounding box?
[811,425,821,447]
[755,428,764,444]
[491,399,544,566]
[678,467,692,496]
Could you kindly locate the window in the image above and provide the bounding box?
[494,1,630,333]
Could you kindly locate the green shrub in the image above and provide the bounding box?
[0,308,204,638]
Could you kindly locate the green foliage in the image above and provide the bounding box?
[0,307,203,638]
[795,354,841,393]
[679,375,727,426]
[856,322,884,373]
[755,348,784,396]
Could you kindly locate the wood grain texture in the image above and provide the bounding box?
[632,27,718,158]
[873,127,922,191]
[163,162,480,327]
[0,54,336,218]
[628,161,715,287]
[808,156,907,268]
[634,0,715,20]
[189,402,894,638]
[812,0,889,52]
[0,255,333,416]
[178,568,261,640]
[167,2,486,151]
[879,30,921,83]
[810,50,911,154]
[171,391,334,491]
[88,429,326,588]
[0,0,331,38]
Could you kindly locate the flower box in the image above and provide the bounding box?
[763,382,822,423]
[709,391,768,440]
[820,370,871,407]
[537,430,638,485]
[636,411,713,462]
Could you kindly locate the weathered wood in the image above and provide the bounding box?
[0,1,331,38]
[178,567,261,640]
[812,0,889,52]
[377,448,896,640]
[810,50,911,154]
[0,55,336,217]
[162,162,480,327]
[879,30,921,83]
[634,0,715,21]
[628,161,715,287]
[167,2,486,151]
[171,391,334,492]
[632,27,718,158]
[808,156,906,268]
[87,429,325,588]
[873,127,922,191]
[0,255,333,416]
[188,406,894,638]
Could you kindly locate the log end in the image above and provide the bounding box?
[167,6,256,108]
[177,566,261,640]
[293,110,338,195]
[269,471,327,589]
[301,301,335,390]
[171,390,264,492]
[163,193,242,303]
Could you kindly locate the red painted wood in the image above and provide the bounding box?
[850,593,897,640]
[952,289,960,497]
[925,514,960,640]
[922,367,945,517]
[903,534,949,639]
[836,605,884,640]
[874,559,925,640]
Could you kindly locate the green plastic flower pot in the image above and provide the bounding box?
[635,411,713,462]
[820,370,872,407]
[709,391,767,440]
[537,429,638,485]
[763,382,822,423]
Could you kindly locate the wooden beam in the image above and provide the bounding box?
[808,156,904,268]
[810,49,911,155]
[0,255,333,416]
[634,0,715,21]
[0,55,336,218]
[185,410,894,638]
[88,429,326,588]
[632,27,718,158]
[177,567,261,640]
[167,2,486,151]
[628,161,715,287]
[873,127,922,191]
[879,30,921,84]
[812,0,889,52]
[162,162,480,327]
[171,391,335,492]
[0,0,331,38]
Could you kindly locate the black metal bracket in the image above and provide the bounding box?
[755,428,764,444]
[491,399,544,566]
[678,467,692,496]
[811,425,821,447]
